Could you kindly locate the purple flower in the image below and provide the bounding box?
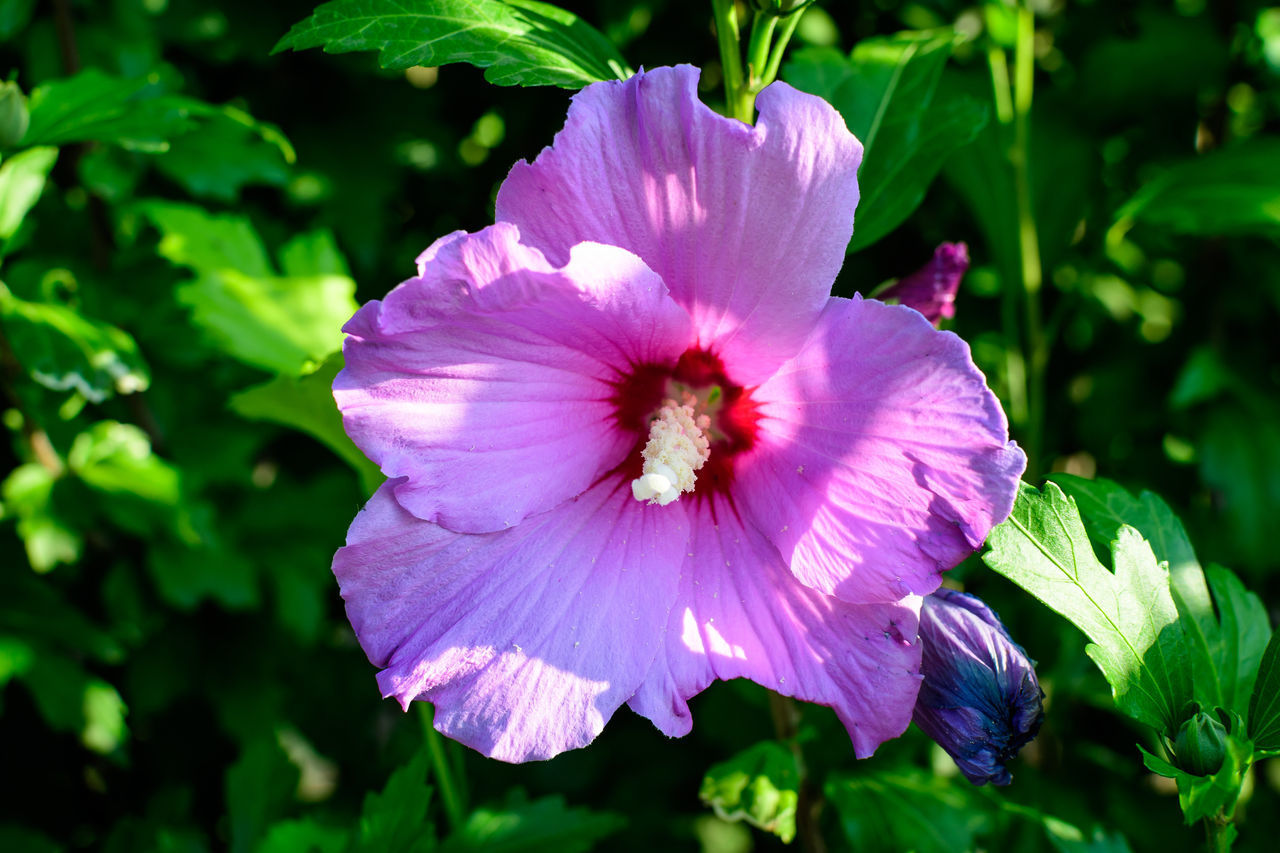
[878,242,969,325]
[332,66,1025,762]
[913,589,1044,786]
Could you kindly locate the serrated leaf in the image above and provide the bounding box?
[355,748,434,853]
[140,203,357,374]
[699,741,799,844]
[1050,475,1269,718]
[274,0,630,89]
[0,286,150,402]
[441,791,622,853]
[0,145,56,246]
[983,483,1192,734]
[21,69,203,151]
[230,354,382,495]
[824,769,988,853]
[1248,629,1280,750]
[783,31,985,252]
[1112,137,1280,238]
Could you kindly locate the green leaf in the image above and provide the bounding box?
[1248,629,1280,750]
[230,354,382,495]
[1049,475,1269,717]
[983,482,1192,734]
[146,535,259,612]
[1112,138,1280,239]
[0,145,57,246]
[0,285,150,402]
[441,791,622,853]
[22,69,202,151]
[257,819,349,853]
[68,421,181,508]
[155,107,294,202]
[354,748,435,853]
[0,569,123,662]
[226,737,301,853]
[140,203,357,375]
[824,769,988,853]
[783,32,986,252]
[0,463,82,573]
[698,741,799,844]
[20,650,129,754]
[1140,725,1253,825]
[274,0,631,89]
[0,0,36,43]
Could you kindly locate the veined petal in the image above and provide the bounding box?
[333,478,688,763]
[737,296,1025,604]
[627,501,922,758]
[496,65,862,385]
[335,223,693,533]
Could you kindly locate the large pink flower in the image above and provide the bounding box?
[332,66,1025,762]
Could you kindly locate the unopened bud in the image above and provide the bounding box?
[1174,710,1227,776]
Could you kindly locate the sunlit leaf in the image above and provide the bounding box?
[699,741,799,844]
[0,285,150,402]
[983,482,1193,734]
[0,145,56,247]
[275,0,631,89]
[140,203,357,374]
[0,463,82,573]
[1050,475,1268,717]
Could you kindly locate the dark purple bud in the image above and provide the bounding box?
[879,242,969,326]
[912,588,1044,786]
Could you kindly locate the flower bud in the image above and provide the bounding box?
[0,81,30,149]
[1173,710,1227,776]
[912,588,1044,786]
[877,242,969,326]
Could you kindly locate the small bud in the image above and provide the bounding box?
[1174,710,1228,776]
[0,81,30,149]
[912,588,1044,786]
[877,242,969,326]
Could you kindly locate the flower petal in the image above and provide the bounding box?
[335,222,693,533]
[626,500,922,758]
[737,295,1026,604]
[496,65,862,385]
[333,477,688,762]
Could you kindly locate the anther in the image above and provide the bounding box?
[631,396,711,506]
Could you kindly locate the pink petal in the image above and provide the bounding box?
[335,223,693,533]
[496,65,862,385]
[333,477,688,762]
[736,295,1025,604]
[626,500,922,758]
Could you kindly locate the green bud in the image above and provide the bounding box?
[1174,710,1228,776]
[0,81,30,149]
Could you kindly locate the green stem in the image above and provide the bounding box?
[762,7,805,85]
[417,703,466,833]
[746,11,777,89]
[1011,4,1044,477]
[768,692,825,853]
[711,0,750,122]
[1205,812,1234,853]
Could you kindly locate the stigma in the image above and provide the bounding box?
[630,395,711,506]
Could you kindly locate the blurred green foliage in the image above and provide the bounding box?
[1,0,1279,851]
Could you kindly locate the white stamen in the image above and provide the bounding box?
[631,396,711,506]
